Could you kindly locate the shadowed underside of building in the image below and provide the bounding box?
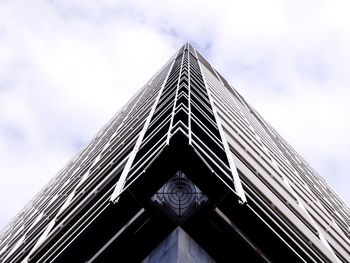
[0,44,349,262]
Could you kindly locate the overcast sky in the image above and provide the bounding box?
[0,0,349,229]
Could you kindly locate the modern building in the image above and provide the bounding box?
[0,43,349,262]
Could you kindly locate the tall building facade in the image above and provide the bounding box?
[0,44,349,262]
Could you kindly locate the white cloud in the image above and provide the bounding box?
[0,0,349,230]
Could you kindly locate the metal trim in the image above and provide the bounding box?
[110,59,176,203]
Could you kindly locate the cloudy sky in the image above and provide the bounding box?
[0,0,349,229]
